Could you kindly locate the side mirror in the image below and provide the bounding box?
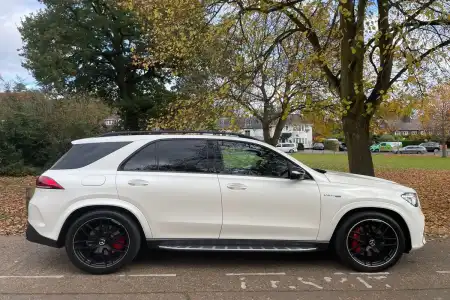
[290,169,305,180]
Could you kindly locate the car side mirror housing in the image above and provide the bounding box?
[290,169,305,180]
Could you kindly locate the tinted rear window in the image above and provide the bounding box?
[120,139,215,173]
[51,142,130,170]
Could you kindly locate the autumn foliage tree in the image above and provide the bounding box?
[421,83,450,157]
[221,12,334,145]
[213,0,450,176]
[20,0,174,131]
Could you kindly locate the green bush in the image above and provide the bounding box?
[297,143,304,151]
[0,93,110,176]
[324,140,339,151]
[401,140,425,147]
[379,134,395,142]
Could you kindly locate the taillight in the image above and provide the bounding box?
[36,176,64,190]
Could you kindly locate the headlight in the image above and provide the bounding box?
[401,192,419,207]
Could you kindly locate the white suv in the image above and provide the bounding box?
[26,131,426,274]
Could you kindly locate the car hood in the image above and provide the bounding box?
[323,170,413,192]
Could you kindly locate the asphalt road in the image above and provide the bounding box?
[0,236,449,300]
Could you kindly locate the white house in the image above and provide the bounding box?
[218,115,314,148]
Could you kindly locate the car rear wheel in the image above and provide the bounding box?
[334,211,405,272]
[65,210,141,274]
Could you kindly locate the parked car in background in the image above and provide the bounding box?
[339,142,347,151]
[276,143,297,153]
[396,145,427,154]
[312,142,325,150]
[419,142,441,152]
[370,142,402,153]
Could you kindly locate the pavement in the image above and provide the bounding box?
[0,236,449,300]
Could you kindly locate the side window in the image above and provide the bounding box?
[217,141,292,178]
[157,139,212,173]
[121,143,157,171]
[121,139,213,173]
[380,143,386,146]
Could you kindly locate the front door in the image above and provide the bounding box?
[116,139,222,239]
[214,140,321,241]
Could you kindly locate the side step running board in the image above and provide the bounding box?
[158,245,317,252]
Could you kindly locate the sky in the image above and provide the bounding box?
[0,0,43,87]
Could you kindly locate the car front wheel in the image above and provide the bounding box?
[65,210,141,274]
[334,211,405,272]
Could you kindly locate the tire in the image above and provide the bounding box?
[334,211,405,272]
[289,149,294,153]
[65,210,141,274]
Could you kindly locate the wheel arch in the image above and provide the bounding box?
[329,207,412,253]
[56,204,151,247]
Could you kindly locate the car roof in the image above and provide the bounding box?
[72,133,263,145]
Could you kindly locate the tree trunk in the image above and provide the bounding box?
[270,118,287,145]
[343,115,375,176]
[442,138,448,158]
[122,109,140,131]
[262,118,287,146]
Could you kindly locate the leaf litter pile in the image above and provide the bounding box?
[0,171,449,236]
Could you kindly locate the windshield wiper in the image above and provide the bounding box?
[313,168,327,174]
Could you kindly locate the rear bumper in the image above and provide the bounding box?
[26,222,61,248]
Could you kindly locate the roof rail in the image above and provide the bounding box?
[98,130,261,141]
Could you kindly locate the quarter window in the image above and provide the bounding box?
[51,142,130,170]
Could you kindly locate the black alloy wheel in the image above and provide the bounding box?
[335,212,405,272]
[65,210,141,274]
[346,219,399,268]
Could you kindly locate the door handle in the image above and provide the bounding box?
[227,183,247,190]
[128,179,149,186]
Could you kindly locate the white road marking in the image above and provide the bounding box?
[0,275,64,279]
[226,272,286,276]
[386,284,391,288]
[288,286,296,290]
[324,277,332,283]
[334,272,345,275]
[119,274,177,277]
[340,277,348,283]
[298,277,323,290]
[437,271,450,274]
[350,272,389,275]
[356,277,373,289]
[368,276,387,280]
[270,280,279,288]
[240,278,247,290]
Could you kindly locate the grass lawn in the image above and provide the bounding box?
[292,153,450,171]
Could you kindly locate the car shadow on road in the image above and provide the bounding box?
[132,247,342,270]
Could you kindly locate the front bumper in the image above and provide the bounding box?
[408,209,426,251]
[26,222,61,248]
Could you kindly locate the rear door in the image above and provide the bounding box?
[116,139,223,239]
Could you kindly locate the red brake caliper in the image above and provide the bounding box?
[351,227,361,253]
[112,236,126,250]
